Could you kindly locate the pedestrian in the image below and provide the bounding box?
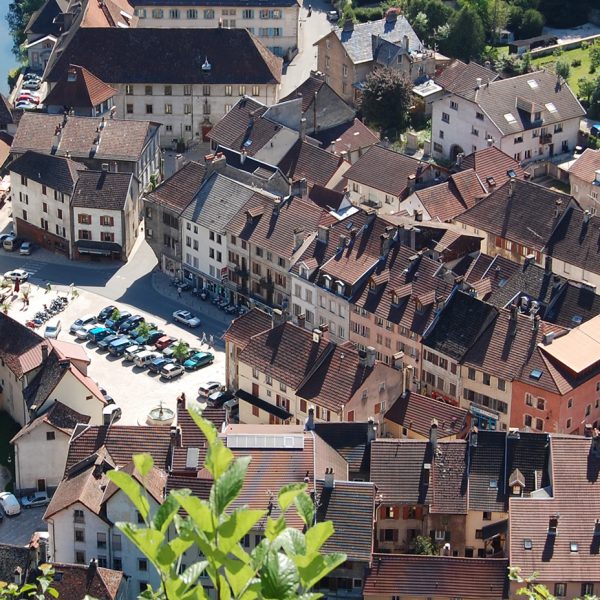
[177,286,182,298]
[201,332,207,345]
[209,334,214,347]
[46,282,51,294]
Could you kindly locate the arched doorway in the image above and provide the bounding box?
[450,144,465,162]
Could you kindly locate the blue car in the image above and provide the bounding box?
[183,351,214,371]
[88,327,113,344]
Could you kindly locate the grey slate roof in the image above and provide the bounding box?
[314,422,371,474]
[181,173,256,232]
[24,351,66,411]
[0,543,30,583]
[8,151,82,195]
[0,95,14,128]
[459,70,585,136]
[545,280,600,328]
[71,171,133,211]
[333,16,422,64]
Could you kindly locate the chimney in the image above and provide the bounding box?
[554,199,563,219]
[343,18,354,32]
[545,256,553,274]
[323,467,334,489]
[41,344,49,363]
[367,417,377,442]
[13,567,23,586]
[338,234,347,250]
[240,148,247,164]
[429,419,438,452]
[205,152,227,176]
[318,323,329,341]
[292,177,308,200]
[170,424,182,447]
[584,209,591,224]
[525,253,535,266]
[542,331,556,345]
[509,303,518,321]
[293,227,305,250]
[299,117,307,141]
[297,313,306,328]
[476,77,482,89]
[548,514,559,535]
[88,558,98,572]
[366,346,376,368]
[413,209,423,222]
[532,314,540,332]
[592,429,600,458]
[469,425,478,447]
[272,308,286,328]
[385,7,398,22]
[101,162,109,172]
[403,34,409,52]
[317,225,329,244]
[508,176,516,198]
[304,406,315,431]
[273,197,281,216]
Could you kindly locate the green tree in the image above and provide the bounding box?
[414,535,438,555]
[590,45,600,72]
[110,307,121,322]
[440,4,485,61]
[6,0,46,60]
[589,79,600,120]
[424,0,453,33]
[488,0,509,44]
[578,77,596,103]
[518,8,544,39]
[411,12,429,41]
[171,339,190,363]
[510,567,599,600]
[107,406,346,600]
[555,58,570,81]
[0,564,56,599]
[134,320,152,339]
[360,68,412,138]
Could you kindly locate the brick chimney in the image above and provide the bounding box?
[323,467,334,489]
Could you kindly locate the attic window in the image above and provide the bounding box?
[504,113,517,124]
[570,542,579,552]
[523,539,533,550]
[527,79,538,89]
[202,57,212,71]
[489,479,498,489]
[530,369,543,380]
[507,169,517,178]
[571,315,583,325]
[545,102,557,113]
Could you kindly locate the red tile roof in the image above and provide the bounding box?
[364,554,508,599]
[461,146,525,191]
[222,308,272,349]
[435,59,498,95]
[44,64,117,109]
[431,440,468,514]
[144,161,206,214]
[569,148,600,183]
[316,118,380,156]
[278,139,345,188]
[50,562,124,600]
[0,314,46,378]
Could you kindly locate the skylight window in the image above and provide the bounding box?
[570,542,579,552]
[507,169,517,178]
[527,79,539,89]
[530,369,543,380]
[523,539,533,550]
[571,315,583,325]
[504,113,517,124]
[545,102,557,113]
[489,479,498,489]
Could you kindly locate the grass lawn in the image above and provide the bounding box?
[0,411,21,489]
[531,46,592,95]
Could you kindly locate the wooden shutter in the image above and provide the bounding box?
[415,506,423,520]
[392,529,399,542]
[402,505,409,520]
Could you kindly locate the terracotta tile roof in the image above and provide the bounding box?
[370,439,432,505]
[545,280,600,328]
[545,206,600,279]
[72,171,133,211]
[144,161,206,214]
[509,436,600,582]
[568,147,600,183]
[308,184,346,211]
[0,543,30,583]
[65,425,173,472]
[280,76,326,112]
[166,473,212,501]
[49,562,124,600]
[11,400,90,443]
[316,480,375,562]
[0,95,14,128]
[278,139,345,187]
[12,113,157,162]
[384,391,467,438]
[461,146,525,191]
[45,28,282,85]
[461,252,495,282]
[0,314,46,378]
[44,64,117,109]
[431,440,468,514]
[50,339,91,364]
[314,118,380,156]
[461,70,585,137]
[223,308,272,348]
[457,179,575,252]
[102,461,166,505]
[435,59,498,95]
[343,144,425,197]
[516,342,573,396]
[313,422,371,473]
[363,554,508,599]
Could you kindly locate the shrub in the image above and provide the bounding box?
[571,58,582,67]
[354,6,383,21]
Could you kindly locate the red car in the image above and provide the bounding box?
[17,94,40,104]
[155,335,176,350]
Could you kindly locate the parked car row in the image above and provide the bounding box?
[1,234,34,254]
[0,490,50,517]
[69,306,215,380]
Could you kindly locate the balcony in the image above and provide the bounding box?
[539,133,552,145]
[260,277,274,290]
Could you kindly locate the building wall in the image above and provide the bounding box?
[0,365,40,426]
[13,423,70,493]
[143,200,182,275]
[569,174,600,215]
[133,6,300,57]
[345,179,402,214]
[464,510,507,556]
[420,348,460,403]
[375,504,426,553]
[49,370,105,425]
[290,271,319,332]
[509,580,600,600]
[72,205,125,257]
[316,33,356,105]
[313,285,350,342]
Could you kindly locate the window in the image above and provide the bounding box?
[78,214,92,225]
[253,367,259,379]
[439,130,444,139]
[100,215,114,226]
[46,431,55,441]
[74,509,84,523]
[112,533,122,551]
[450,100,458,110]
[252,405,259,417]
[204,9,214,18]
[151,8,163,17]
[225,85,232,96]
[441,112,450,123]
[138,559,148,571]
[586,403,592,416]
[471,126,479,136]
[535,418,544,431]
[187,8,197,18]
[137,511,144,524]
[224,104,232,113]
[97,532,107,549]
[554,584,566,597]
[164,103,172,114]
[265,374,272,386]
[78,230,91,240]
[476,111,484,120]
[145,104,153,114]
[184,85,192,95]
[514,135,523,144]
[525,393,533,406]
[252,85,260,96]
[468,368,476,380]
[97,556,107,568]
[126,103,133,114]
[75,551,85,564]
[169,8,179,18]
[482,372,491,386]
[20,175,27,186]
[498,378,506,391]
[242,9,254,18]
[74,529,85,542]
[125,84,133,95]
[568,398,573,408]
[537,398,545,410]
[145,85,153,96]
[184,104,192,115]
[101,232,114,242]
[524,415,532,427]
[483,511,492,521]
[239,85,246,96]
[582,584,594,596]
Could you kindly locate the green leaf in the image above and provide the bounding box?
[277,483,306,512]
[180,561,209,586]
[251,538,270,571]
[153,493,179,533]
[210,455,251,515]
[294,491,315,527]
[276,527,306,556]
[171,490,215,533]
[259,549,300,599]
[218,508,265,554]
[264,516,286,541]
[118,523,165,567]
[224,560,256,597]
[187,404,218,445]
[133,453,154,477]
[156,543,176,569]
[296,553,346,590]
[205,439,235,480]
[46,589,59,599]
[305,522,334,554]
[107,470,150,521]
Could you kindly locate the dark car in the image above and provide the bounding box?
[98,305,117,322]
[134,329,162,345]
[98,333,121,350]
[105,311,132,330]
[146,330,165,345]
[119,315,144,333]
[207,390,235,407]
[183,351,214,371]
[147,356,173,373]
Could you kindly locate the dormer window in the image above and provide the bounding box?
[323,274,331,290]
[300,266,308,279]
[336,280,345,295]
[548,514,559,535]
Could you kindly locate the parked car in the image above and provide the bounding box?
[97,333,121,350]
[161,362,185,380]
[119,315,144,333]
[21,491,50,508]
[108,336,133,356]
[15,101,37,110]
[75,323,97,340]
[97,305,117,322]
[198,381,223,398]
[43,320,61,339]
[88,326,113,344]
[207,390,235,407]
[105,311,131,330]
[3,268,29,281]
[146,330,165,345]
[123,344,146,362]
[22,80,40,90]
[172,310,201,327]
[184,351,214,371]
[327,10,338,20]
[19,241,32,255]
[99,387,114,404]
[148,356,173,374]
[103,404,122,425]
[0,492,21,516]
[134,350,162,368]
[155,335,176,350]
[591,124,600,138]
[2,236,19,251]
[69,314,97,334]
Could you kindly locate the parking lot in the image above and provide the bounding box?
[6,282,229,426]
[0,505,46,546]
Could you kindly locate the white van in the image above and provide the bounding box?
[134,350,161,368]
[0,492,21,516]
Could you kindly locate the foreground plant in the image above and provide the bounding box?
[108,405,345,600]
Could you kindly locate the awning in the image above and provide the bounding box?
[481,519,508,539]
[236,389,292,421]
[75,240,122,256]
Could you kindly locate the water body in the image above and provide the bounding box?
[0,0,17,95]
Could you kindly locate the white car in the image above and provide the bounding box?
[0,492,21,516]
[173,310,201,327]
[44,320,61,339]
[198,381,223,398]
[3,269,29,281]
[75,323,97,340]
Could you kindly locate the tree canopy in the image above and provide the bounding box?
[6,0,46,60]
[439,4,485,62]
